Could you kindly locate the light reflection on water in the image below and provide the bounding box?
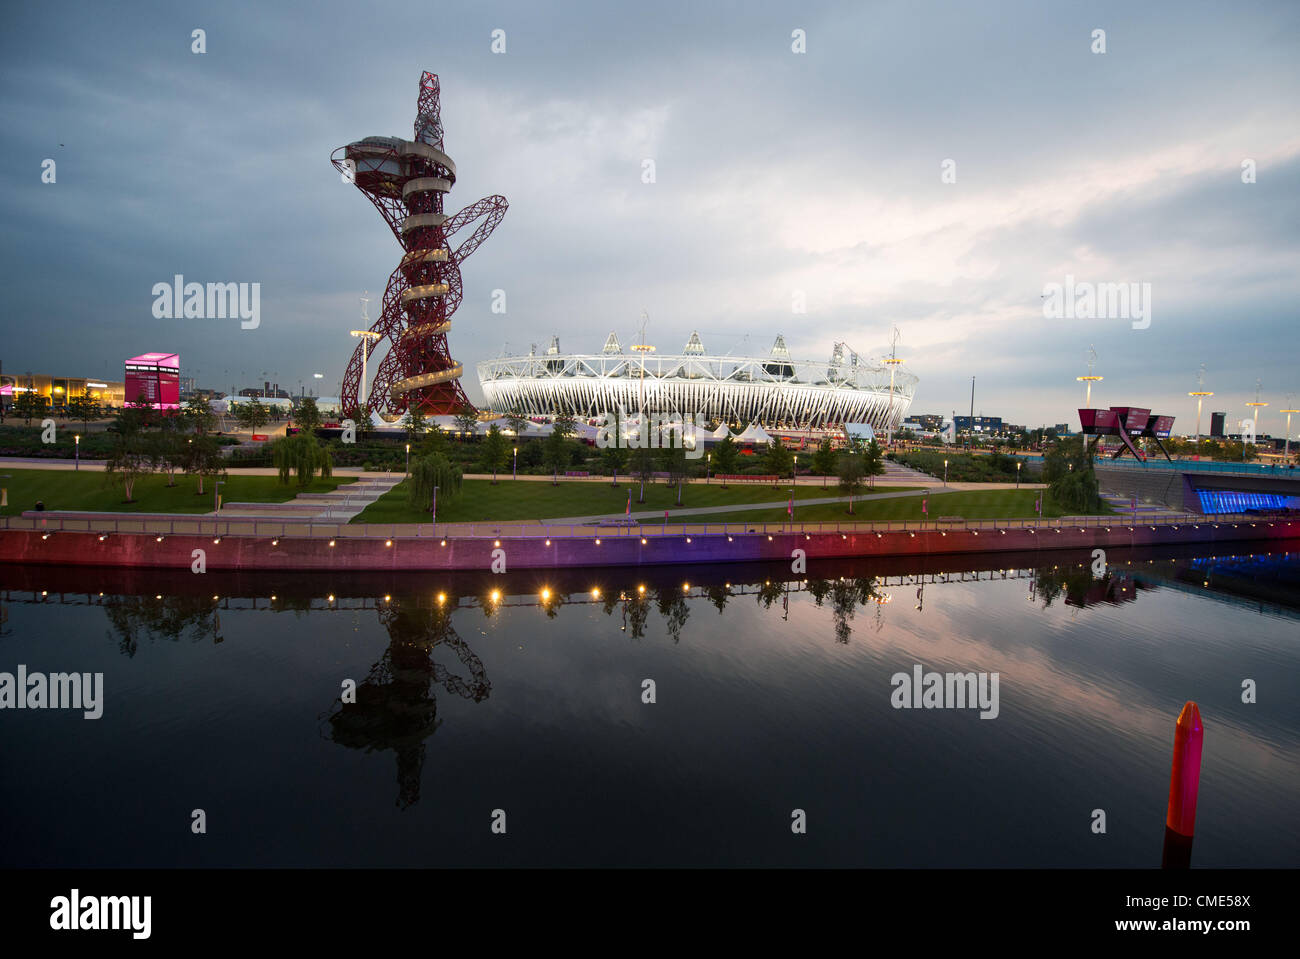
[1,543,1297,868]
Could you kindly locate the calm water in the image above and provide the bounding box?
[1,543,1297,868]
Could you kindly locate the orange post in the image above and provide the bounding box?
[1161,701,1203,868]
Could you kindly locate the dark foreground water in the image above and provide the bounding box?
[1,542,1297,868]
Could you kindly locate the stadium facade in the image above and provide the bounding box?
[478,333,917,431]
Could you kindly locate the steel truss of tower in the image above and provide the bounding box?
[332,71,507,418]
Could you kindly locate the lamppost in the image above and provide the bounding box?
[513,445,517,480]
[1016,460,1021,488]
[405,443,410,477]
[432,485,439,526]
[1246,380,1267,461]
[884,351,903,447]
[74,434,80,471]
[350,329,381,412]
[1189,390,1214,449]
[793,454,798,485]
[943,458,948,488]
[1281,400,1299,465]
[706,452,711,484]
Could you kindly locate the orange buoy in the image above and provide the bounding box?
[1165,701,1203,835]
[1161,701,1203,868]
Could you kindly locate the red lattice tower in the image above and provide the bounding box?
[332,71,507,418]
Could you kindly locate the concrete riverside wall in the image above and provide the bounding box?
[2,520,1297,572]
[1096,466,1189,509]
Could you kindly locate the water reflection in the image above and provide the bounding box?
[321,601,489,809]
[1,539,1296,867]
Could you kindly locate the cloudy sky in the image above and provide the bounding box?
[2,0,1297,431]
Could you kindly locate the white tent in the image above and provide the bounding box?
[736,422,773,445]
[710,423,733,440]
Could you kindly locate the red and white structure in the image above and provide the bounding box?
[333,71,508,419]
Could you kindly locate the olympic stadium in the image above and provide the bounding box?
[477,332,917,431]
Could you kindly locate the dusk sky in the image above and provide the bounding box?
[2,0,1297,431]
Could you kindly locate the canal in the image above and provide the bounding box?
[1,542,1296,868]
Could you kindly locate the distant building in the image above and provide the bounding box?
[1054,423,1070,435]
[1210,412,1225,438]
[0,372,126,409]
[911,413,946,430]
[954,415,1003,433]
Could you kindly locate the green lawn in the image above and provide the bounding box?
[0,468,347,516]
[655,489,1111,526]
[352,478,917,524]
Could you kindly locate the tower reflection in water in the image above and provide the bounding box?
[321,599,490,809]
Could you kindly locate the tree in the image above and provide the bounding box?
[419,423,449,458]
[105,407,153,502]
[453,404,479,440]
[183,434,226,495]
[811,438,837,487]
[543,427,572,485]
[271,432,333,487]
[409,453,462,514]
[245,398,269,431]
[837,451,866,514]
[712,435,739,485]
[404,404,428,442]
[862,438,885,489]
[149,418,187,486]
[661,444,689,506]
[481,423,509,483]
[183,395,216,436]
[601,445,628,486]
[503,406,529,438]
[67,394,101,428]
[629,446,656,502]
[552,412,578,439]
[763,436,794,478]
[1042,435,1099,513]
[293,396,322,433]
[13,390,44,426]
[540,414,578,485]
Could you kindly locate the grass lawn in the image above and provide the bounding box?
[656,488,1112,526]
[0,468,347,516]
[351,478,918,524]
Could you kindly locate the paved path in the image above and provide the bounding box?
[218,474,403,522]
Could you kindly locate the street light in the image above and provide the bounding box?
[1281,401,1299,465]
[706,452,711,484]
[74,434,80,471]
[350,329,381,409]
[943,459,948,488]
[405,443,410,477]
[513,445,517,480]
[1188,390,1214,447]
[1016,460,1021,488]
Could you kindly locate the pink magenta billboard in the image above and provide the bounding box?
[124,352,180,410]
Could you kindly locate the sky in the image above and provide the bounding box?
[2,0,1298,432]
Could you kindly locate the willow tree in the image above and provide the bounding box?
[272,432,333,487]
[409,453,462,513]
